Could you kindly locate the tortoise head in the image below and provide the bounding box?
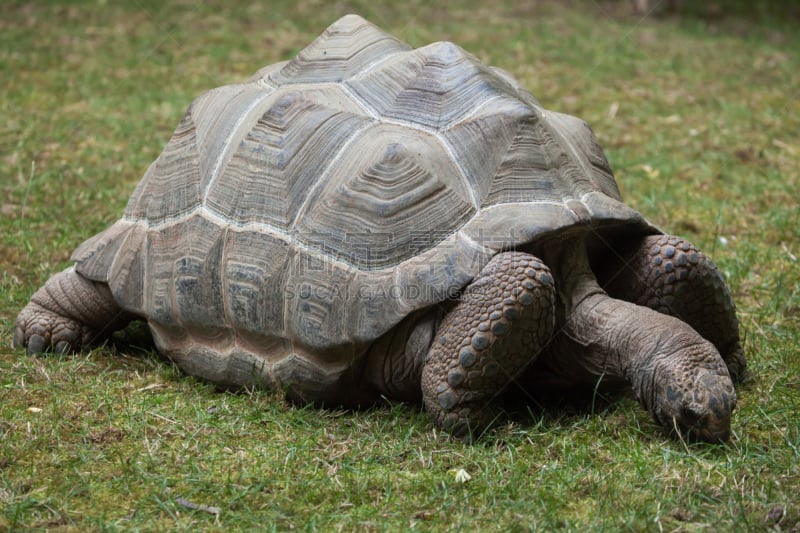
[646,346,737,443]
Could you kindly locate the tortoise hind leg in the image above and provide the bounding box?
[421,252,555,440]
[596,234,747,381]
[14,266,133,354]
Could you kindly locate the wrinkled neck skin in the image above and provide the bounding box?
[542,237,736,442]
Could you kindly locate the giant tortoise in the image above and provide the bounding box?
[14,15,746,442]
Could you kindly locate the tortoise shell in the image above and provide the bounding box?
[70,15,655,397]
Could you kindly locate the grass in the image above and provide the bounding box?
[1,0,798,530]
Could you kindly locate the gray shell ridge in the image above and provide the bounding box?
[70,14,657,396]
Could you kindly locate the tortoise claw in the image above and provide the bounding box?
[27,333,47,355]
[12,325,25,350]
[54,341,71,355]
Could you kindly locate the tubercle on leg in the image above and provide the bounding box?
[421,251,555,440]
[597,234,747,382]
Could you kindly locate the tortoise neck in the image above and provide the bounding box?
[543,238,632,380]
[544,239,733,432]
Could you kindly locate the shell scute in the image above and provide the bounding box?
[443,95,534,205]
[347,40,522,131]
[223,229,290,336]
[125,103,202,222]
[293,124,474,270]
[143,214,228,334]
[205,88,372,228]
[269,14,411,85]
[483,115,565,207]
[283,249,356,350]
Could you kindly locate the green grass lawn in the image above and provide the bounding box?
[2,1,798,530]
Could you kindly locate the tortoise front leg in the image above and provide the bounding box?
[14,266,133,354]
[544,241,736,442]
[596,235,746,381]
[421,252,555,440]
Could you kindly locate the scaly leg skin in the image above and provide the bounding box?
[550,241,736,442]
[421,252,555,441]
[596,234,747,382]
[14,266,133,354]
